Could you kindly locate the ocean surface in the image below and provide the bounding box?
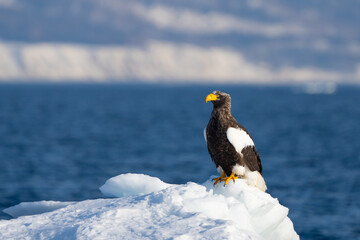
[0,83,359,239]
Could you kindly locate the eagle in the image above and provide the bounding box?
[205,91,267,191]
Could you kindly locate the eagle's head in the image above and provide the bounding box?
[205,91,231,108]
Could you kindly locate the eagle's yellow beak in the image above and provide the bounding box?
[206,93,218,102]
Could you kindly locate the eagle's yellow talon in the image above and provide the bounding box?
[223,172,238,186]
[213,177,221,185]
[212,171,226,186]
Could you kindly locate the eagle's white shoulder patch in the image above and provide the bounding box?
[226,127,254,154]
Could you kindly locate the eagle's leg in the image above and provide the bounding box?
[212,171,226,186]
[224,172,238,186]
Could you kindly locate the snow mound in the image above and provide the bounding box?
[0,174,299,240]
[99,173,172,197]
[3,201,75,218]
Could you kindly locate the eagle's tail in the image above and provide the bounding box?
[245,170,267,192]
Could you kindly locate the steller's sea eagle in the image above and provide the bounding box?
[205,91,267,192]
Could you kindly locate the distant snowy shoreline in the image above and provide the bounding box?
[1,41,357,84]
[0,173,299,240]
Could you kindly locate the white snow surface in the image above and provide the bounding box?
[99,173,172,197]
[3,201,76,218]
[0,173,299,240]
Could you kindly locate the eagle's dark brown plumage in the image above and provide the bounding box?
[205,91,267,191]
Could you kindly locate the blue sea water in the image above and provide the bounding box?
[0,83,359,239]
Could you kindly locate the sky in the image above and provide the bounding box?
[0,0,359,83]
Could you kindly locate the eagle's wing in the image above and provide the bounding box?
[241,146,262,173]
[226,127,266,191]
[226,127,262,173]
